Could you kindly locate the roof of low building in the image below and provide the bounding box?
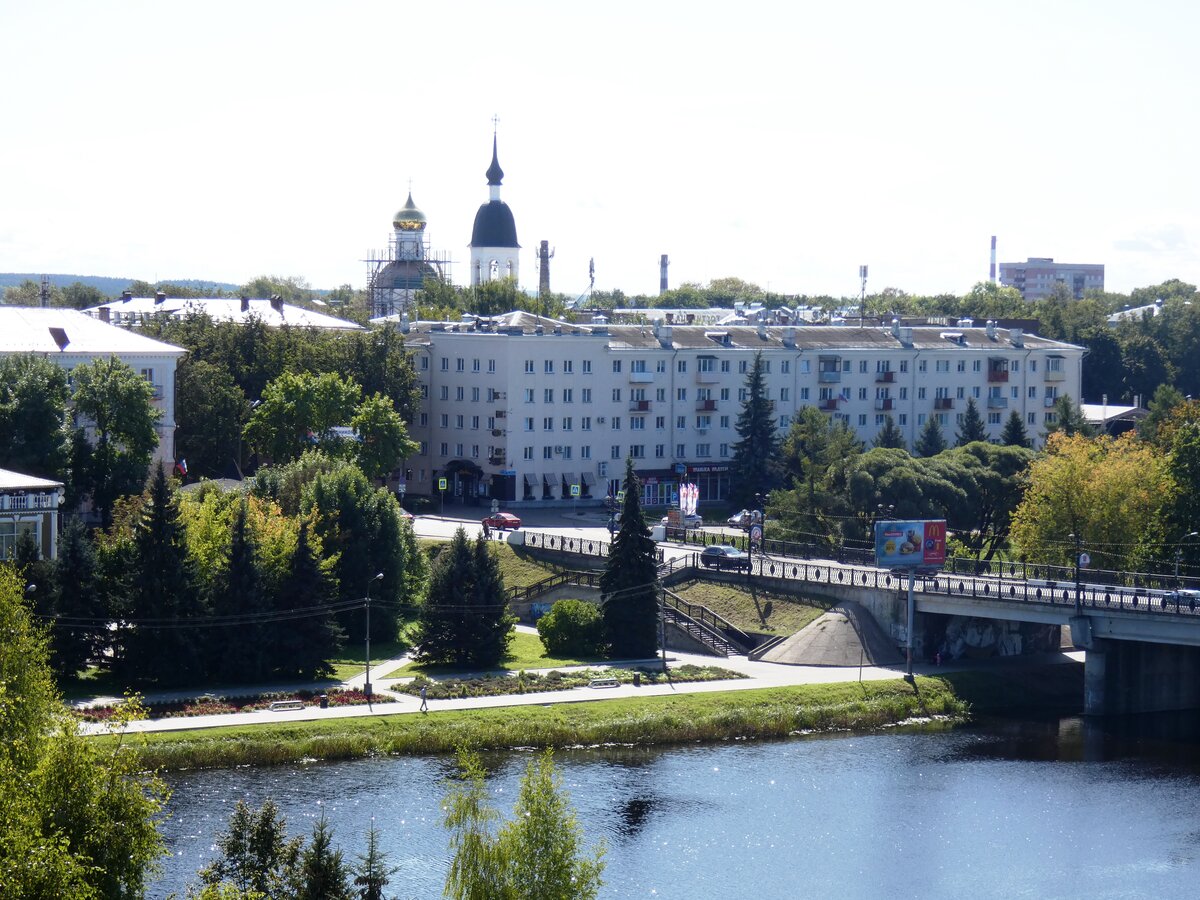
[0,307,186,355]
[82,296,363,331]
[0,467,63,491]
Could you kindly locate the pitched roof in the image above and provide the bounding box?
[83,296,364,331]
[0,307,185,356]
[0,467,63,491]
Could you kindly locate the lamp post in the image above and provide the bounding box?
[364,572,384,704]
[1175,532,1199,589]
[1068,533,1083,617]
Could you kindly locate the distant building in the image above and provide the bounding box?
[0,307,185,467]
[0,467,64,560]
[999,257,1104,301]
[83,293,363,331]
[365,192,451,319]
[469,134,520,286]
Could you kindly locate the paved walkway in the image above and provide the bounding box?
[78,623,1084,736]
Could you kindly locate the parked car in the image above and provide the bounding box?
[727,509,763,528]
[661,513,704,528]
[483,512,521,531]
[699,545,751,571]
[398,508,414,521]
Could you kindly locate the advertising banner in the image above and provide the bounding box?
[874,519,947,571]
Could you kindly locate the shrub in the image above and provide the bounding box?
[537,599,605,658]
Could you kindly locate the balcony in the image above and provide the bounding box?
[629,400,650,411]
[1044,396,1058,408]
[987,396,1008,409]
[696,368,720,384]
[874,398,894,411]
[494,409,506,418]
[818,370,842,383]
[934,397,954,410]
[819,398,839,411]
[874,371,895,383]
[988,369,1009,383]
[487,391,507,402]
[1044,367,1066,382]
[696,399,717,412]
[629,370,655,384]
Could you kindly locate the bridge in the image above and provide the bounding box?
[518,530,1200,715]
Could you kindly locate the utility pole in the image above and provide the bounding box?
[364,572,383,704]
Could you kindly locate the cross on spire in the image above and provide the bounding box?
[491,114,499,133]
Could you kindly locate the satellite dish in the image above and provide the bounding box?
[491,429,502,437]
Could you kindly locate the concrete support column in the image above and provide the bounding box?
[1084,638,1200,715]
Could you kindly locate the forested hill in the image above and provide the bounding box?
[0,273,240,295]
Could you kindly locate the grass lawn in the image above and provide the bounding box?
[327,638,412,681]
[382,630,602,678]
[671,579,827,634]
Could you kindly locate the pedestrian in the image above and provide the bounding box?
[419,683,428,712]
[483,521,491,540]
[935,650,942,667]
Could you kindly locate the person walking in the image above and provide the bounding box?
[419,683,428,713]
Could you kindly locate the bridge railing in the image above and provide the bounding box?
[522,531,665,564]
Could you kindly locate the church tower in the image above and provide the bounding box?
[469,130,520,286]
[365,189,449,318]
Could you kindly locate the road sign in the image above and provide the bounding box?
[1079,552,1091,567]
[491,498,500,513]
[438,477,447,491]
[570,484,580,497]
[616,490,625,502]
[749,524,763,547]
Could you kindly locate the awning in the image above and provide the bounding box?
[561,473,575,488]
[581,471,596,486]
[542,473,555,486]
[523,473,537,490]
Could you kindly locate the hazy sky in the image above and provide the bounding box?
[2,1,1197,299]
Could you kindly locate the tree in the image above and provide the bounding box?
[0,354,72,481]
[536,599,605,658]
[352,825,398,900]
[0,568,168,897]
[119,466,206,685]
[292,811,353,900]
[70,356,160,524]
[913,416,948,457]
[415,527,513,666]
[1000,409,1031,449]
[207,500,270,683]
[955,397,988,446]
[198,798,303,899]
[773,407,860,548]
[174,359,247,479]
[1139,384,1188,447]
[873,414,905,450]
[1045,395,1094,438]
[244,371,362,465]
[443,748,604,900]
[351,392,418,481]
[48,516,102,678]
[728,352,780,510]
[273,519,344,679]
[601,458,659,659]
[943,442,1034,562]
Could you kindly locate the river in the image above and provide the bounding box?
[153,714,1200,899]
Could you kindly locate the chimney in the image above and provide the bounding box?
[658,325,672,348]
[538,240,551,296]
[989,235,997,283]
[1008,327,1023,347]
[240,295,250,313]
[665,312,675,325]
[659,254,669,294]
[121,290,133,300]
[400,311,410,333]
[686,313,695,324]
[270,294,283,313]
[154,291,166,305]
[757,322,767,339]
[97,306,111,324]
[783,326,796,347]
[985,319,997,339]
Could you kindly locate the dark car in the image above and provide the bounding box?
[483,512,521,531]
[699,545,751,571]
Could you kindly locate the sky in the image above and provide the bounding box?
[2,0,1198,300]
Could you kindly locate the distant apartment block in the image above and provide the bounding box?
[999,258,1104,301]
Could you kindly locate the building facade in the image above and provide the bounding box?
[999,257,1104,301]
[398,312,1083,509]
[0,468,64,561]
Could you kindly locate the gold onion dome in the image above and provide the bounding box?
[393,192,427,231]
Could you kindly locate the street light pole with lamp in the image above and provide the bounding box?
[1067,532,1088,617]
[363,572,384,704]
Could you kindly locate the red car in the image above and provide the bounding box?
[483,512,521,531]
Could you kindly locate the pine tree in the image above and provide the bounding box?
[872,414,906,449]
[1045,395,1094,438]
[274,519,344,679]
[353,825,398,900]
[914,417,948,457]
[729,352,780,510]
[199,799,304,898]
[120,466,204,685]
[1000,409,1031,448]
[955,397,988,446]
[208,500,269,682]
[462,533,514,668]
[49,517,101,678]
[292,812,353,900]
[601,459,659,659]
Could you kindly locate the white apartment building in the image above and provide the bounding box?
[399,312,1083,509]
[0,307,186,468]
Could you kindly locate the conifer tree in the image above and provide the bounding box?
[955,397,988,446]
[208,500,269,682]
[120,466,205,685]
[292,812,353,900]
[49,516,101,678]
[729,351,780,510]
[872,414,906,449]
[1000,409,1031,448]
[274,519,344,679]
[353,825,398,900]
[914,417,948,457]
[199,799,304,897]
[601,459,659,659]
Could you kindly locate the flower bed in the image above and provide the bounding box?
[402,664,744,700]
[75,688,392,724]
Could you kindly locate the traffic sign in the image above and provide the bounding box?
[616,490,625,502]
[570,483,580,497]
[438,477,447,492]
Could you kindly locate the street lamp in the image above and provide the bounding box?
[364,572,384,704]
[1068,533,1084,616]
[1175,532,1199,588]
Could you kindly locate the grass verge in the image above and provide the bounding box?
[670,579,827,634]
[384,631,601,678]
[110,676,966,772]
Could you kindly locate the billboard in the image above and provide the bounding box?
[873,519,947,571]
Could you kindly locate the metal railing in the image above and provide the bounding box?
[523,530,665,564]
[662,588,754,652]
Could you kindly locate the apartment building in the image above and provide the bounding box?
[399,311,1082,508]
[999,257,1104,301]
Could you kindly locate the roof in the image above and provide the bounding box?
[0,307,186,356]
[82,297,363,331]
[393,192,427,231]
[0,467,63,491]
[485,134,504,186]
[1081,403,1148,425]
[1107,302,1164,325]
[470,201,519,248]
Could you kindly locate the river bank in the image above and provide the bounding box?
[112,663,1085,772]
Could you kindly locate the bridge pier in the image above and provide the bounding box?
[1084,638,1200,715]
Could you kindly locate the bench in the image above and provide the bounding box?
[268,700,305,711]
[587,677,620,689]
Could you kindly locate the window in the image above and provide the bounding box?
[523,388,535,403]
[720,388,730,401]
[739,388,748,401]
[562,446,572,459]
[1047,357,1064,373]
[656,360,667,373]
[899,360,909,373]
[471,415,479,429]
[972,360,982,372]
[472,387,480,402]
[972,387,980,398]
[935,387,948,399]
[918,360,927,373]
[581,445,591,459]
[471,444,479,458]
[456,386,464,401]
[524,417,534,431]
[936,360,949,373]
[440,357,449,371]
[472,358,480,372]
[858,414,867,426]
[611,445,621,459]
[543,417,554,431]
[544,360,554,374]
[859,360,868,373]
[800,388,809,400]
[721,360,731,373]
[611,417,621,430]
[440,414,449,428]
[1029,386,1037,399]
[720,415,730,428]
[582,417,592,430]
[739,360,749,374]
[582,388,592,403]
[564,360,573,374]
[698,357,716,373]
[875,415,884,426]
[917,413,926,426]
[782,360,790,374]
[1045,412,1058,425]
[544,388,555,403]
[1028,412,1037,425]
[419,413,428,426]
[544,447,553,459]
[677,415,687,429]
[956,387,965,399]
[523,446,533,460]
[696,443,711,457]
[696,388,711,401]
[612,360,622,373]
[656,416,666,429]
[420,385,429,399]
[563,417,572,431]
[525,360,534,373]
[656,388,666,402]
[781,388,790,401]
[858,387,868,400]
[1029,360,1037,373]
[1011,387,1019,399]
[720,443,730,457]
[899,387,907,400]
[799,359,811,374]
[677,360,687,373]
[440,442,448,455]
[677,388,687,401]
[630,444,645,459]
[632,416,645,430]
[898,414,907,426]
[488,359,496,374]
[612,388,622,402]
[875,387,890,399]
[655,444,666,458]
[676,443,686,457]
[779,415,790,428]
[419,442,428,456]
[582,360,592,374]
[697,415,711,429]
[440,386,450,401]
[563,388,573,403]
[456,358,464,372]
[420,357,429,370]
[988,412,1002,425]
[956,360,966,373]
